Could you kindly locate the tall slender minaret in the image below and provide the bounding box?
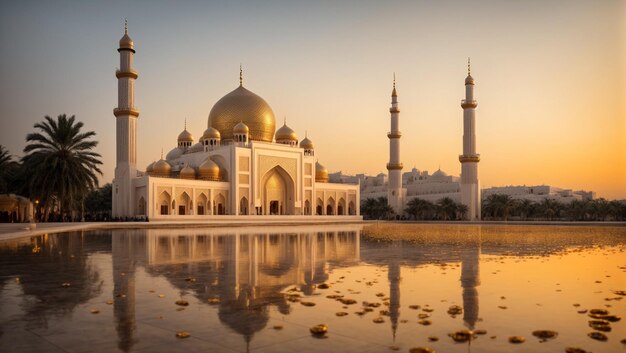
[387,75,406,215]
[459,59,481,220]
[112,20,139,218]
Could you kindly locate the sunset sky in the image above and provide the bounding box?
[0,0,624,199]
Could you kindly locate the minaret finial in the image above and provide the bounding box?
[393,72,396,89]
[124,18,128,34]
[284,116,287,126]
[239,64,243,86]
[184,118,187,130]
[160,148,163,160]
[305,130,308,138]
[467,57,471,75]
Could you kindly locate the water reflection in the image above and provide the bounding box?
[1,224,624,353]
[109,225,361,351]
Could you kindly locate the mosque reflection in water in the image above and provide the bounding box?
[110,228,480,349]
[110,226,361,350]
[0,225,482,352]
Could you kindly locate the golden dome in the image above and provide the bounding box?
[300,136,314,149]
[315,161,329,183]
[465,74,474,85]
[152,159,172,177]
[233,121,249,134]
[119,34,134,50]
[178,129,194,142]
[276,123,298,141]
[179,165,196,179]
[202,126,221,140]
[146,161,155,173]
[208,85,275,142]
[198,159,220,180]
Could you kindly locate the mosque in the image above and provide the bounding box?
[111,24,360,219]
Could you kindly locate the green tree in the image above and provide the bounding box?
[436,197,458,220]
[482,194,515,220]
[567,199,588,221]
[0,145,13,193]
[22,114,102,221]
[514,199,535,220]
[405,198,434,220]
[538,198,563,221]
[361,197,394,220]
[84,183,112,220]
[456,203,468,220]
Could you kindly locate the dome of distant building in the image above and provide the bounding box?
[166,147,183,160]
[208,85,275,142]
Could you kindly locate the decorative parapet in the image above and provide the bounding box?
[113,107,140,117]
[461,99,477,109]
[386,163,403,170]
[387,131,402,139]
[459,154,480,163]
[116,69,138,79]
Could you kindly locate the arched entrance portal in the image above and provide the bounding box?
[262,166,295,215]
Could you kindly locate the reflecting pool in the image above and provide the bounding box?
[0,224,625,353]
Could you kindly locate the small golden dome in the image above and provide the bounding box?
[146,161,155,173]
[465,74,474,85]
[198,159,220,180]
[208,85,275,142]
[233,121,249,134]
[179,165,196,179]
[276,123,298,141]
[152,159,172,177]
[315,161,329,183]
[300,136,314,149]
[202,126,221,140]
[178,129,194,142]
[119,34,133,50]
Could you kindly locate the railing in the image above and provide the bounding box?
[461,99,477,107]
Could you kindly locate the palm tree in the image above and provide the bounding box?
[361,197,394,220]
[22,114,102,221]
[0,145,13,193]
[456,203,468,220]
[567,199,588,221]
[482,194,515,220]
[514,199,535,220]
[538,198,563,221]
[405,198,434,220]
[436,197,458,220]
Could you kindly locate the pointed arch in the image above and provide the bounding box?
[261,166,295,215]
[338,197,346,216]
[316,197,323,215]
[158,191,171,215]
[326,196,335,216]
[197,193,208,215]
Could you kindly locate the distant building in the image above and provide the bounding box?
[482,185,595,203]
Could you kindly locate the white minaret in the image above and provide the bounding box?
[460,59,481,220]
[387,75,406,216]
[112,20,139,218]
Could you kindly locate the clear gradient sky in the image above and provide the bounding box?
[0,0,624,199]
